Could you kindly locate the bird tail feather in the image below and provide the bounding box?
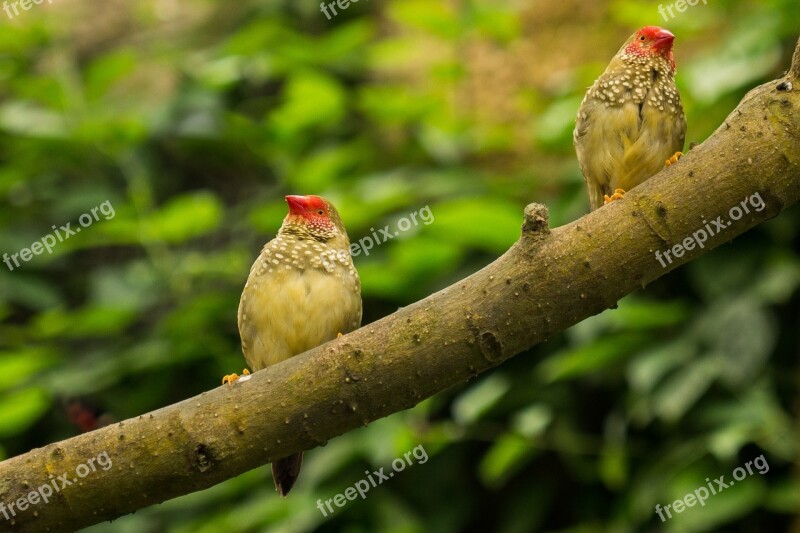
[272,452,303,496]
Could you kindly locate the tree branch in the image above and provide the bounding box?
[2,36,800,533]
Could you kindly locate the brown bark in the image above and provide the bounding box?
[1,36,799,533]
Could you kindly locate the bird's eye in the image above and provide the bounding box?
[317,209,324,215]
[639,35,646,41]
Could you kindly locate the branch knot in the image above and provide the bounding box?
[522,203,550,236]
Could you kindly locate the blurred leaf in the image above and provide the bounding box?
[0,348,60,390]
[686,15,783,103]
[425,197,522,254]
[540,332,650,383]
[140,192,224,243]
[85,49,138,101]
[511,404,552,439]
[268,71,347,138]
[693,297,775,388]
[0,101,66,137]
[627,338,696,394]
[390,0,460,38]
[0,387,50,437]
[653,357,719,423]
[33,305,138,339]
[452,373,510,425]
[479,432,536,489]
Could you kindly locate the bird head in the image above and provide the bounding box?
[623,26,676,72]
[281,195,349,244]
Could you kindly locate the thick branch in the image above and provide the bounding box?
[1,37,800,533]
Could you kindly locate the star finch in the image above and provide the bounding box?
[233,195,362,496]
[574,26,686,211]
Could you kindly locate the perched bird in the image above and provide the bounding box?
[574,26,686,211]
[225,195,362,496]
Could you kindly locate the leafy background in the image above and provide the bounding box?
[0,0,799,531]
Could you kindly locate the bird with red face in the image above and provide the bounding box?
[226,195,362,496]
[574,26,686,211]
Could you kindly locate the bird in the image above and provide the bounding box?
[224,194,362,496]
[574,25,686,211]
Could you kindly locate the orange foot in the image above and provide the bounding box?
[603,188,626,205]
[222,368,250,385]
[665,151,683,166]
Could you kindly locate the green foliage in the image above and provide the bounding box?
[0,0,798,531]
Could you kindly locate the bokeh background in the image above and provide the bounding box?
[1,0,799,531]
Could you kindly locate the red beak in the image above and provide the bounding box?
[653,28,675,50]
[285,195,310,215]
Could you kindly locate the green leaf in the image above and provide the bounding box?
[653,358,719,423]
[268,71,346,138]
[452,373,510,425]
[479,433,536,489]
[425,197,522,254]
[0,348,60,391]
[139,192,223,243]
[511,404,552,439]
[85,49,138,101]
[0,101,66,137]
[0,387,51,438]
[539,332,650,383]
[33,305,138,339]
[389,0,459,38]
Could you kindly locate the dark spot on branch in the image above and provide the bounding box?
[777,80,793,92]
[195,444,213,473]
[478,331,503,362]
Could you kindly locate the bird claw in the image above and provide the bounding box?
[603,188,626,205]
[222,368,251,385]
[665,151,683,166]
